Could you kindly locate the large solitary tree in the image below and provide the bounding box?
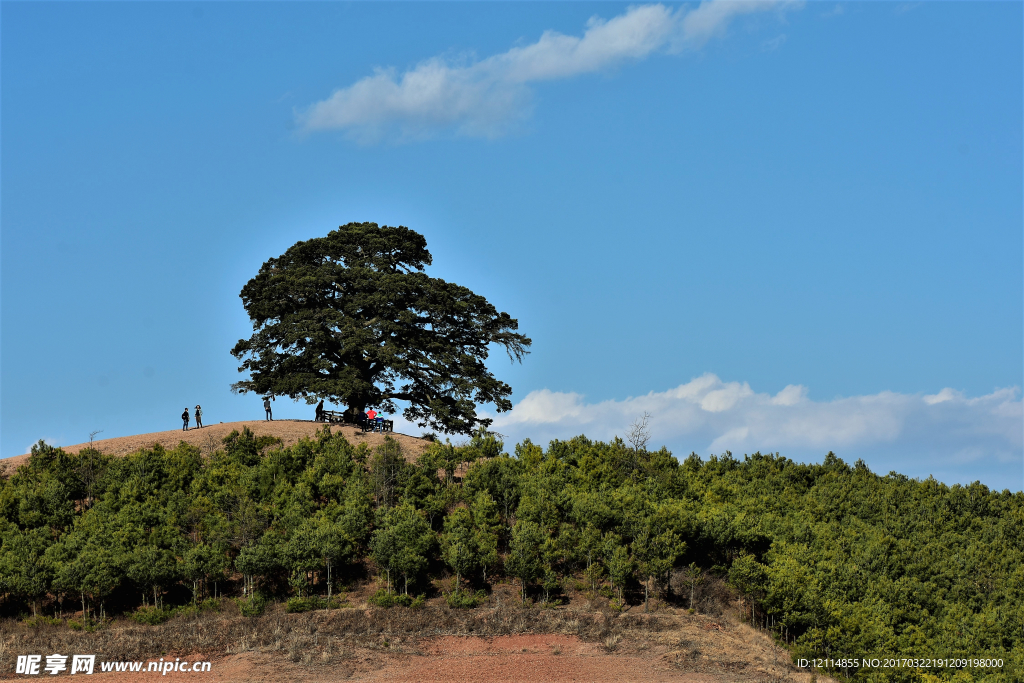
[230,222,531,434]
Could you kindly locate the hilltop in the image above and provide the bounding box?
[2,420,431,473]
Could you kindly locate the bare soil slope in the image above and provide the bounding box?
[2,420,431,473]
[0,599,832,683]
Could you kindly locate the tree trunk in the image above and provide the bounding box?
[345,403,367,423]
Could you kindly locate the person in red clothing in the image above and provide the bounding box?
[366,408,377,420]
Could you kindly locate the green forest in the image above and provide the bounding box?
[1,427,1020,682]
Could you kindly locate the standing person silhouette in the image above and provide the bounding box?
[195,405,203,429]
[182,408,190,431]
[315,399,324,422]
[264,397,273,421]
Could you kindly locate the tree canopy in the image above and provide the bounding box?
[230,222,531,434]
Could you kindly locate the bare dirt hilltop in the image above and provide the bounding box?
[1,420,431,473]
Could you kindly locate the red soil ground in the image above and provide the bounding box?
[0,594,834,683]
[6,625,826,683]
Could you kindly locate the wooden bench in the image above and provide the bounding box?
[317,410,393,433]
[359,418,394,433]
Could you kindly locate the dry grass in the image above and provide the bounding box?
[0,597,834,682]
[1,602,613,661]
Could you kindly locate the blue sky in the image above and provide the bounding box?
[2,2,1021,491]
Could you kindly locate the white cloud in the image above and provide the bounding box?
[487,374,1023,489]
[923,387,958,405]
[298,2,796,142]
[681,0,789,46]
[771,384,806,406]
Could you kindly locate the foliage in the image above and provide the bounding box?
[22,614,62,627]
[130,606,173,625]
[506,520,544,603]
[445,589,487,609]
[237,593,267,617]
[285,595,346,613]
[129,598,223,624]
[367,588,425,609]
[1,430,1020,682]
[229,222,531,434]
[440,507,477,592]
[371,502,433,595]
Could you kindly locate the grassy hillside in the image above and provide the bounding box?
[1,426,1020,681]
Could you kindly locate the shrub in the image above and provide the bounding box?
[130,607,172,625]
[395,593,425,608]
[197,598,222,612]
[130,599,221,624]
[167,602,220,622]
[367,588,396,608]
[368,589,425,609]
[287,597,313,613]
[285,595,350,613]
[446,590,487,609]
[65,618,98,633]
[237,593,267,617]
